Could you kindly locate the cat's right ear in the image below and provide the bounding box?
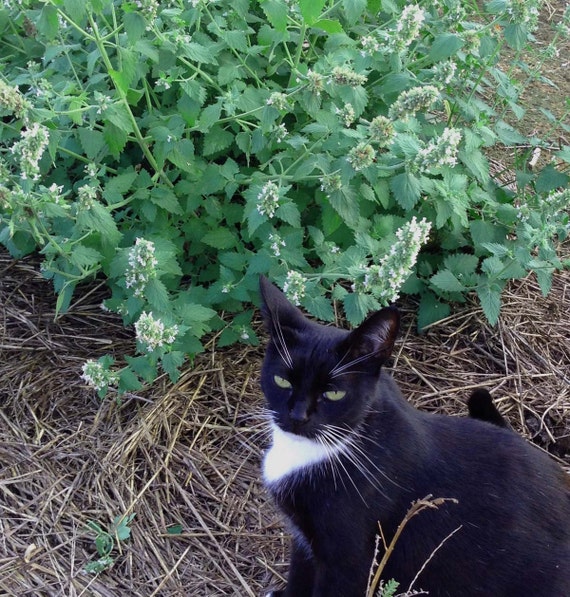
[259,275,307,333]
[345,307,400,363]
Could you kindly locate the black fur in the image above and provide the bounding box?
[259,277,570,597]
[468,388,508,428]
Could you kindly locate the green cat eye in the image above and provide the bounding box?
[273,375,292,389]
[324,390,346,401]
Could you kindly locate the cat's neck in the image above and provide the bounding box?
[263,422,352,485]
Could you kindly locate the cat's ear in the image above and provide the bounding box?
[259,275,307,333]
[346,307,400,363]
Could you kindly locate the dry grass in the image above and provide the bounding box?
[1,245,569,596]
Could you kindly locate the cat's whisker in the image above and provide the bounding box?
[272,316,293,370]
[330,351,377,378]
[319,425,391,500]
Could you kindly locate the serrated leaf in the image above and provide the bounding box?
[259,0,288,31]
[124,12,146,43]
[103,170,138,204]
[276,202,301,227]
[119,367,143,392]
[180,42,218,64]
[180,79,206,105]
[431,270,466,293]
[304,294,335,321]
[343,292,379,326]
[144,278,170,311]
[70,245,103,269]
[390,172,421,210]
[203,126,234,156]
[105,103,133,133]
[150,188,183,214]
[477,281,502,326]
[535,165,569,194]
[417,292,451,331]
[201,228,236,249]
[103,122,128,158]
[161,351,185,382]
[342,0,367,24]
[429,33,464,62]
[312,19,344,33]
[299,0,326,24]
[78,129,106,160]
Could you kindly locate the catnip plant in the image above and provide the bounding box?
[0,0,568,396]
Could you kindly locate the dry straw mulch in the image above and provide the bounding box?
[1,247,569,596]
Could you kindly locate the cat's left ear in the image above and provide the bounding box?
[259,275,307,333]
[346,307,400,362]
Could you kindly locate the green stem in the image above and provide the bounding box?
[87,14,173,188]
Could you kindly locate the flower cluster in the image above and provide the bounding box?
[81,360,119,392]
[360,35,380,57]
[269,233,286,257]
[283,270,306,306]
[368,116,395,147]
[320,173,342,195]
[389,85,440,121]
[10,123,49,180]
[305,70,325,95]
[0,79,29,117]
[267,92,291,111]
[135,312,179,352]
[336,103,355,127]
[125,238,158,298]
[360,217,432,304]
[430,61,457,87]
[134,0,159,24]
[506,0,540,30]
[273,123,288,143]
[77,184,98,209]
[347,143,376,171]
[256,181,281,218]
[331,66,367,87]
[413,127,462,173]
[392,5,425,53]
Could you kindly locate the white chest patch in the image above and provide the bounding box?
[263,423,347,485]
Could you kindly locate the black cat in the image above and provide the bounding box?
[259,277,570,597]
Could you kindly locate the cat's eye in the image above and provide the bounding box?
[273,375,292,389]
[324,390,346,401]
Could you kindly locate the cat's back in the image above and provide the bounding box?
[384,411,570,595]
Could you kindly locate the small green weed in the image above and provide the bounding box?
[84,513,135,574]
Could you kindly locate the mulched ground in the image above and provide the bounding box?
[1,243,569,597]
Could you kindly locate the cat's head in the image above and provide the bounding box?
[259,276,399,439]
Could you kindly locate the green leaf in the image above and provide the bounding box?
[342,292,379,326]
[124,12,146,43]
[37,5,59,40]
[429,34,464,62]
[103,122,128,158]
[203,126,234,156]
[311,19,344,33]
[304,294,335,321]
[430,270,466,293]
[342,0,367,24]
[535,165,569,194]
[276,202,301,227]
[201,228,237,249]
[504,23,528,50]
[181,42,218,64]
[417,292,451,332]
[477,280,502,325]
[390,172,421,210]
[166,524,183,535]
[150,188,183,214]
[259,0,288,31]
[78,129,106,160]
[119,367,143,392]
[299,0,326,24]
[161,351,185,382]
[144,278,170,311]
[494,120,526,145]
[105,103,133,133]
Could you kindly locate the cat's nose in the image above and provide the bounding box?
[289,400,309,423]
